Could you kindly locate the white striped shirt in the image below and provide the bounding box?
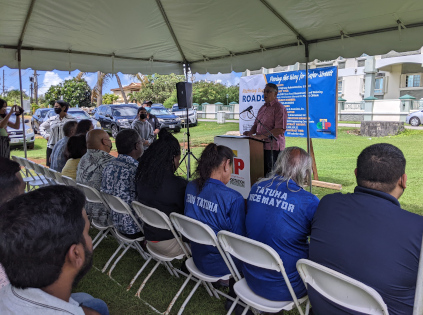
[39,114,75,149]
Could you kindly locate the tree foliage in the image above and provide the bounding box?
[129,73,185,106]
[44,78,92,107]
[102,93,119,104]
[3,89,29,105]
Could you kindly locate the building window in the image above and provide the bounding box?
[406,74,421,87]
[375,77,384,94]
[338,62,346,69]
[338,79,343,96]
[357,60,365,67]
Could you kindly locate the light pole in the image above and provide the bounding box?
[226,93,229,105]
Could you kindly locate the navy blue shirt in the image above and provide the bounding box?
[309,186,423,315]
[243,177,319,301]
[184,178,246,277]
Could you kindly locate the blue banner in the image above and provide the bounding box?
[265,66,337,139]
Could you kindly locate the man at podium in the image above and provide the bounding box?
[243,83,287,175]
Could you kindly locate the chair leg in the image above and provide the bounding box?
[226,296,240,315]
[127,256,153,291]
[107,245,131,278]
[102,243,124,273]
[92,230,105,248]
[135,260,161,297]
[305,299,310,315]
[164,274,193,315]
[177,279,202,315]
[208,282,220,299]
[93,229,110,250]
[167,262,180,278]
[202,281,214,297]
[241,305,251,315]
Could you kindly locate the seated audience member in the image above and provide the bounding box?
[75,119,94,136]
[184,143,246,277]
[0,186,109,315]
[243,147,319,301]
[102,129,144,239]
[50,120,77,172]
[131,107,154,151]
[77,129,115,226]
[0,157,26,289]
[62,135,88,180]
[136,129,188,257]
[309,143,423,315]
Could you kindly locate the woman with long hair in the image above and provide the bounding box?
[61,135,87,180]
[184,143,246,277]
[135,129,188,257]
[0,99,23,159]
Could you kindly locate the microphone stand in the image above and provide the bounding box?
[246,109,277,173]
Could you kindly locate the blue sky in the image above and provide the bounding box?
[0,66,242,97]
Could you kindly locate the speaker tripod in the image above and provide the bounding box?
[179,106,197,180]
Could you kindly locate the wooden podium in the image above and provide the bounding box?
[214,135,264,198]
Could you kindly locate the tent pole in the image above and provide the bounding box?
[18,49,28,159]
[305,44,311,192]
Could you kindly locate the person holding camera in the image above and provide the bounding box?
[0,99,23,159]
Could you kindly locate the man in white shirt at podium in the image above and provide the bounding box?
[243,83,287,175]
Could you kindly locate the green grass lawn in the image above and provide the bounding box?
[10,121,423,314]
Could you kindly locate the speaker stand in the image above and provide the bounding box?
[179,106,197,180]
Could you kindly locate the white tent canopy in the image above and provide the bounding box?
[1,0,423,75]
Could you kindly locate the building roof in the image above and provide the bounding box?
[110,82,142,92]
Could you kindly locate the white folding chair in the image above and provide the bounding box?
[169,213,240,315]
[76,183,114,250]
[132,201,203,314]
[40,165,58,185]
[62,175,77,186]
[11,156,36,189]
[99,193,150,280]
[52,171,66,185]
[218,230,308,315]
[20,159,49,189]
[296,259,388,315]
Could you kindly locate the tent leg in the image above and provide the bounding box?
[18,49,28,159]
[305,44,311,193]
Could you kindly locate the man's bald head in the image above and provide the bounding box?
[86,129,112,153]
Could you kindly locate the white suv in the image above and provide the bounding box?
[171,104,198,126]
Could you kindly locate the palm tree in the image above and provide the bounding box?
[77,71,128,106]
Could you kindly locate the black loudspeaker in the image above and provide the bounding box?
[176,82,192,108]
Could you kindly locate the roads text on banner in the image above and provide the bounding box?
[239,66,337,139]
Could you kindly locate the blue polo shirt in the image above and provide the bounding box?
[184,178,246,277]
[243,177,319,301]
[309,186,423,315]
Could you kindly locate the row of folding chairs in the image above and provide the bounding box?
[9,156,391,314]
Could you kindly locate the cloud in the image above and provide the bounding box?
[84,73,97,88]
[192,71,241,86]
[39,71,63,95]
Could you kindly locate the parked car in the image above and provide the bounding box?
[44,108,100,129]
[171,104,198,126]
[406,110,423,126]
[94,104,139,138]
[7,108,35,149]
[150,105,182,132]
[31,108,53,133]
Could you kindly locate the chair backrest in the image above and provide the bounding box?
[169,213,218,247]
[76,183,104,203]
[132,201,171,231]
[42,167,57,184]
[296,259,389,315]
[170,213,234,276]
[32,162,46,176]
[62,175,77,186]
[53,171,65,184]
[101,193,143,232]
[217,230,283,272]
[132,201,188,255]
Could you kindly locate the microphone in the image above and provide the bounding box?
[240,106,253,115]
